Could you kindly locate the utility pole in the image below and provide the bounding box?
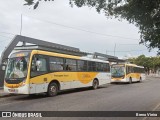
[114,43,116,56]
[20,14,23,35]
[20,14,26,46]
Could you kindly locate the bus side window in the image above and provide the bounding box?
[88,61,96,71]
[126,66,131,74]
[31,55,39,71]
[65,59,77,71]
[104,63,110,72]
[77,60,87,71]
[36,58,47,71]
[128,66,133,73]
[31,55,47,77]
[49,57,64,71]
[128,67,130,73]
[66,65,71,71]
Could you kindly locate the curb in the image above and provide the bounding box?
[0,88,12,98]
[0,94,16,98]
[147,76,160,78]
[0,91,15,98]
[149,76,160,78]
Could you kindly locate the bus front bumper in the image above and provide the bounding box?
[111,78,127,83]
[4,84,29,94]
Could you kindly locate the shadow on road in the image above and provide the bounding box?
[12,86,106,100]
[3,81,145,101]
[110,81,143,85]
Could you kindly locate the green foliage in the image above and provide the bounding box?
[23,0,160,54]
[24,0,34,6]
[128,55,160,71]
[24,0,54,9]
[113,0,160,54]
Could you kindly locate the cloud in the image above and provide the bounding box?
[0,0,157,58]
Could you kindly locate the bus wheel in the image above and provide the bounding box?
[139,77,142,82]
[129,77,132,84]
[47,82,58,97]
[92,79,99,89]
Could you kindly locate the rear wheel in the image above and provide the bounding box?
[129,77,132,84]
[92,79,99,89]
[47,82,58,97]
[139,77,142,82]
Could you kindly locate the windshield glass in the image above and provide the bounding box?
[5,56,29,79]
[111,65,125,77]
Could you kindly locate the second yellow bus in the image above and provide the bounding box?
[111,64,145,83]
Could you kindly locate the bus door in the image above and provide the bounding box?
[30,55,49,93]
[65,59,77,88]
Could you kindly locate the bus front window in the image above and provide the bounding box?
[111,66,125,77]
[5,57,29,79]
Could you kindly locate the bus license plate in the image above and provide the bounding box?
[9,88,18,93]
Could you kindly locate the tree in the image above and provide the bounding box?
[128,55,160,74]
[24,0,160,54]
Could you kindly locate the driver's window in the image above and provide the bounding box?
[30,55,47,78]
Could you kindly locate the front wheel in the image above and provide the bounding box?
[92,79,99,89]
[47,82,58,97]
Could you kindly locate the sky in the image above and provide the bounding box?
[0,0,158,59]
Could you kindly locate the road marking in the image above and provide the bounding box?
[0,100,25,107]
[142,102,160,120]
[152,102,160,111]
[0,95,28,107]
[0,95,21,102]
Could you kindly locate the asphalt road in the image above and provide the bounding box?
[0,77,160,120]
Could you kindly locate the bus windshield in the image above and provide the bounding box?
[111,65,125,77]
[5,56,29,79]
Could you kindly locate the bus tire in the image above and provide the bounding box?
[92,79,99,90]
[129,77,132,84]
[139,77,142,82]
[47,82,58,97]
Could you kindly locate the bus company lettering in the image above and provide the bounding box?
[54,74,69,77]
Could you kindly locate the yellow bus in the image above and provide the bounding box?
[111,64,145,83]
[4,50,111,96]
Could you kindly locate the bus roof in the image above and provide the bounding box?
[80,56,109,63]
[34,50,109,63]
[112,63,144,68]
[11,50,109,63]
